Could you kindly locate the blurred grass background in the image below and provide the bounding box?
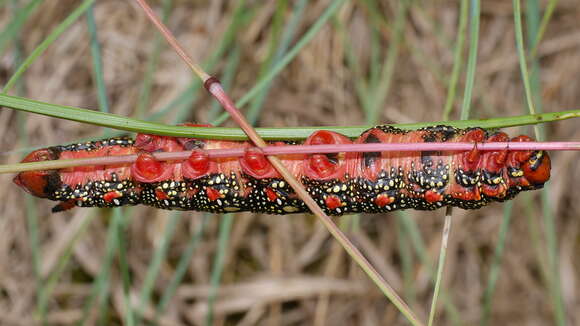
[0,0,579,325]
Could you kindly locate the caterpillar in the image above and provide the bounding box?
[13,125,551,215]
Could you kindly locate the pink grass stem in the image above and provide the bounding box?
[6,141,579,173]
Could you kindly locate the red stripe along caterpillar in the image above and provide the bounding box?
[13,125,551,215]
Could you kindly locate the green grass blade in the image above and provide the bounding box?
[37,211,96,323]
[10,2,43,314]
[481,201,513,325]
[134,212,181,325]
[0,0,43,55]
[530,0,560,59]
[211,0,348,126]
[2,0,96,93]
[513,0,540,136]
[205,214,234,326]
[135,0,173,119]
[244,0,288,125]
[427,208,452,326]
[86,4,109,115]
[398,212,463,325]
[396,216,416,304]
[460,0,480,120]
[77,210,124,325]
[117,208,135,326]
[514,2,565,323]
[2,93,579,141]
[366,1,406,125]
[442,0,468,120]
[156,214,210,315]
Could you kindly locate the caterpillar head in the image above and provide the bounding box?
[13,148,60,198]
[521,150,551,186]
[510,136,551,187]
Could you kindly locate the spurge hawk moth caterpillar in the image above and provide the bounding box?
[13,125,551,215]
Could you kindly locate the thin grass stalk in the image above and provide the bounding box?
[513,1,566,324]
[333,16,370,112]
[396,216,416,304]
[10,0,42,314]
[135,0,173,119]
[1,91,579,140]
[481,201,514,325]
[134,212,182,325]
[95,211,123,324]
[117,208,135,326]
[86,4,109,115]
[0,0,42,55]
[77,209,123,325]
[442,0,468,120]
[245,0,288,125]
[513,0,540,136]
[427,207,453,326]
[460,0,480,119]
[526,0,545,137]
[37,211,96,322]
[156,214,210,316]
[2,0,96,93]
[205,213,234,326]
[211,0,348,126]
[397,212,463,324]
[366,0,406,125]
[540,189,565,324]
[530,0,560,60]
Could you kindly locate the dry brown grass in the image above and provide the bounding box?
[0,1,579,325]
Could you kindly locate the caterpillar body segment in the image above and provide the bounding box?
[13,125,551,215]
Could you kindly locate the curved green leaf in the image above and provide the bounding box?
[0,93,579,140]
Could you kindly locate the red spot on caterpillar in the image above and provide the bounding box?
[132,153,166,182]
[303,131,351,180]
[308,155,336,178]
[265,188,278,202]
[183,150,210,179]
[424,190,443,203]
[374,194,394,207]
[155,189,169,200]
[132,153,175,183]
[462,129,485,170]
[482,132,509,173]
[240,148,279,178]
[206,187,221,201]
[325,195,342,210]
[103,191,122,203]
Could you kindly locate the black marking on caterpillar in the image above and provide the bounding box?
[13,125,551,215]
